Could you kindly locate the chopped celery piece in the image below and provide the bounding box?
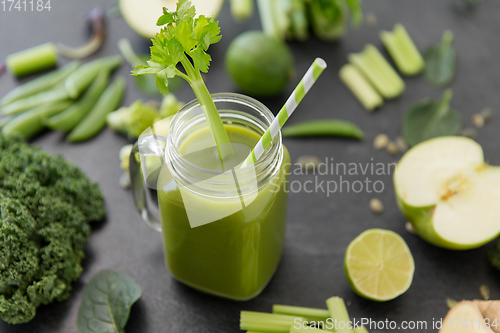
[290,327,328,333]
[326,297,352,333]
[339,64,383,111]
[273,304,330,321]
[230,0,254,20]
[380,24,424,76]
[240,311,305,333]
[6,43,58,77]
[349,45,405,99]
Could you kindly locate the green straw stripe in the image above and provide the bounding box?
[278,107,288,127]
[313,60,324,80]
[262,130,273,150]
[295,81,306,104]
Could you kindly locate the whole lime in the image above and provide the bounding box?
[226,31,294,97]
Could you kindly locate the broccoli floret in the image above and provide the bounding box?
[107,100,161,139]
[0,135,105,324]
[488,239,500,271]
[159,93,184,118]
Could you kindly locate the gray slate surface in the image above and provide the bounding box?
[1,0,500,332]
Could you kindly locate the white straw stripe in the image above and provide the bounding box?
[302,67,316,92]
[269,119,281,138]
[253,140,265,160]
[285,91,297,117]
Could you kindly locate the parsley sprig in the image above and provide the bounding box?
[132,0,232,161]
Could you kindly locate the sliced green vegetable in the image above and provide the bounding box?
[107,100,160,139]
[240,311,305,333]
[230,0,254,21]
[65,55,122,98]
[349,45,405,99]
[2,100,73,139]
[282,119,364,140]
[380,24,424,76]
[68,77,126,142]
[76,270,141,333]
[339,64,383,111]
[290,327,328,333]
[257,0,290,39]
[132,1,233,161]
[424,30,456,87]
[403,89,462,146]
[289,0,309,41]
[0,87,70,115]
[159,93,185,118]
[6,43,58,77]
[45,71,109,132]
[308,0,363,41]
[1,61,80,106]
[273,305,330,322]
[326,297,352,333]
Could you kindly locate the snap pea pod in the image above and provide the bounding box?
[0,87,71,115]
[65,55,122,98]
[45,71,109,132]
[281,119,365,140]
[2,100,73,139]
[0,116,14,129]
[67,77,126,142]
[1,61,80,106]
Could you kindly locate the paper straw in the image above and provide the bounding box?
[240,58,327,168]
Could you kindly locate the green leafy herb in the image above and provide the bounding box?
[118,39,182,96]
[403,89,462,146]
[424,30,456,87]
[77,270,141,333]
[308,0,363,41]
[132,0,232,161]
[0,135,105,324]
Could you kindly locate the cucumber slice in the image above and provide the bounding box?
[120,0,224,39]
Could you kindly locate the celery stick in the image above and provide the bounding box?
[326,297,352,333]
[380,24,424,76]
[349,45,405,99]
[257,0,290,39]
[273,305,330,321]
[241,311,305,333]
[6,43,58,77]
[290,327,328,333]
[339,64,383,111]
[240,323,293,333]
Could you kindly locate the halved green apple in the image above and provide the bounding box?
[394,136,500,250]
[120,0,224,39]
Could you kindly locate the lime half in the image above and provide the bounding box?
[344,229,415,301]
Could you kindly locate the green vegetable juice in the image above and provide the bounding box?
[157,124,290,300]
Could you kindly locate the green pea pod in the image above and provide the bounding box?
[0,87,70,115]
[67,77,126,142]
[65,55,122,98]
[2,100,73,139]
[281,119,365,140]
[1,61,80,106]
[45,71,110,132]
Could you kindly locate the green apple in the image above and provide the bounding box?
[120,0,224,39]
[394,136,500,250]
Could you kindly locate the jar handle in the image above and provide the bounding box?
[129,129,168,232]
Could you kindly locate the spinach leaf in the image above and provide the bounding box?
[424,31,456,87]
[77,270,142,333]
[403,89,462,146]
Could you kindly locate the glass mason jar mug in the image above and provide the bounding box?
[130,93,290,300]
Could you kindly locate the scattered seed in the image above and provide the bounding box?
[460,127,478,139]
[369,198,384,214]
[386,141,399,155]
[479,284,490,300]
[395,136,408,153]
[346,300,352,306]
[296,155,322,172]
[365,12,377,26]
[480,107,493,123]
[405,221,417,235]
[472,113,485,128]
[446,298,458,309]
[373,134,389,150]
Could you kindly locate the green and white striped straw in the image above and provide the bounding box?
[240,58,327,168]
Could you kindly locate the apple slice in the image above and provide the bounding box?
[120,0,224,39]
[394,136,500,250]
[440,300,499,333]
